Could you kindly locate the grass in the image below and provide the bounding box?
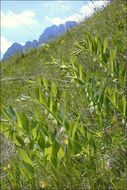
[0,0,126,189]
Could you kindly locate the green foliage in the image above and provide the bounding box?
[1,1,126,189]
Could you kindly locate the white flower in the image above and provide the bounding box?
[34,143,38,150]
[45,110,48,115]
[19,131,23,136]
[85,88,87,93]
[100,63,103,68]
[45,136,48,142]
[66,72,70,77]
[104,67,107,72]
[24,137,30,145]
[89,101,94,107]
[93,58,97,62]
[122,118,125,125]
[76,83,80,88]
[60,127,65,133]
[86,92,89,97]
[48,113,53,119]
[71,78,75,83]
[89,106,95,113]
[111,73,114,77]
[53,119,57,125]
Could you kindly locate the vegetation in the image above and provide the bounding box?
[0,1,126,189]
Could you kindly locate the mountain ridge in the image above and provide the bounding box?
[3,21,77,60]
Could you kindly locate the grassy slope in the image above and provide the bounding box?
[1,0,126,189]
[1,0,126,107]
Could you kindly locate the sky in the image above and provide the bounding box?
[1,0,108,58]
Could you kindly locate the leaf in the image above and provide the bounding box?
[18,148,33,166]
[31,125,38,140]
[79,64,83,81]
[37,132,45,150]
[15,111,23,129]
[50,55,58,64]
[71,121,78,139]
[122,95,126,117]
[103,38,108,54]
[23,161,34,174]
[43,77,49,90]
[20,112,29,133]
[45,146,52,160]
[51,138,60,166]
[48,95,53,112]
[58,147,64,160]
[16,135,24,146]
[51,81,57,97]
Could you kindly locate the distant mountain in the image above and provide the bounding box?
[3,43,23,60]
[38,21,77,44]
[23,40,38,51]
[3,21,77,60]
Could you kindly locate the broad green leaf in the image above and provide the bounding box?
[23,161,34,174]
[15,111,23,129]
[103,38,108,54]
[79,64,83,81]
[51,81,57,97]
[18,148,33,166]
[58,147,64,160]
[43,77,49,90]
[71,121,78,139]
[45,146,52,160]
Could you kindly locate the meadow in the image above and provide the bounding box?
[0,1,126,189]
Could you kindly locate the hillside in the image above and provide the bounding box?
[1,0,126,189]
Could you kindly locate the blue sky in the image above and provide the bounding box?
[1,0,108,58]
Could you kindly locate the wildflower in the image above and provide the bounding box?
[33,143,38,151]
[89,101,94,107]
[24,137,30,145]
[100,63,103,68]
[8,164,11,169]
[3,166,7,171]
[71,78,75,83]
[53,119,57,125]
[63,134,68,145]
[19,131,23,136]
[66,72,70,77]
[39,180,48,189]
[89,106,95,113]
[48,113,53,119]
[60,127,65,133]
[86,92,89,97]
[122,118,125,125]
[111,73,114,77]
[56,127,68,145]
[61,40,64,44]
[104,67,107,72]
[85,88,87,93]
[106,159,112,169]
[45,136,48,142]
[93,58,97,62]
[76,83,80,88]
[45,109,48,115]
